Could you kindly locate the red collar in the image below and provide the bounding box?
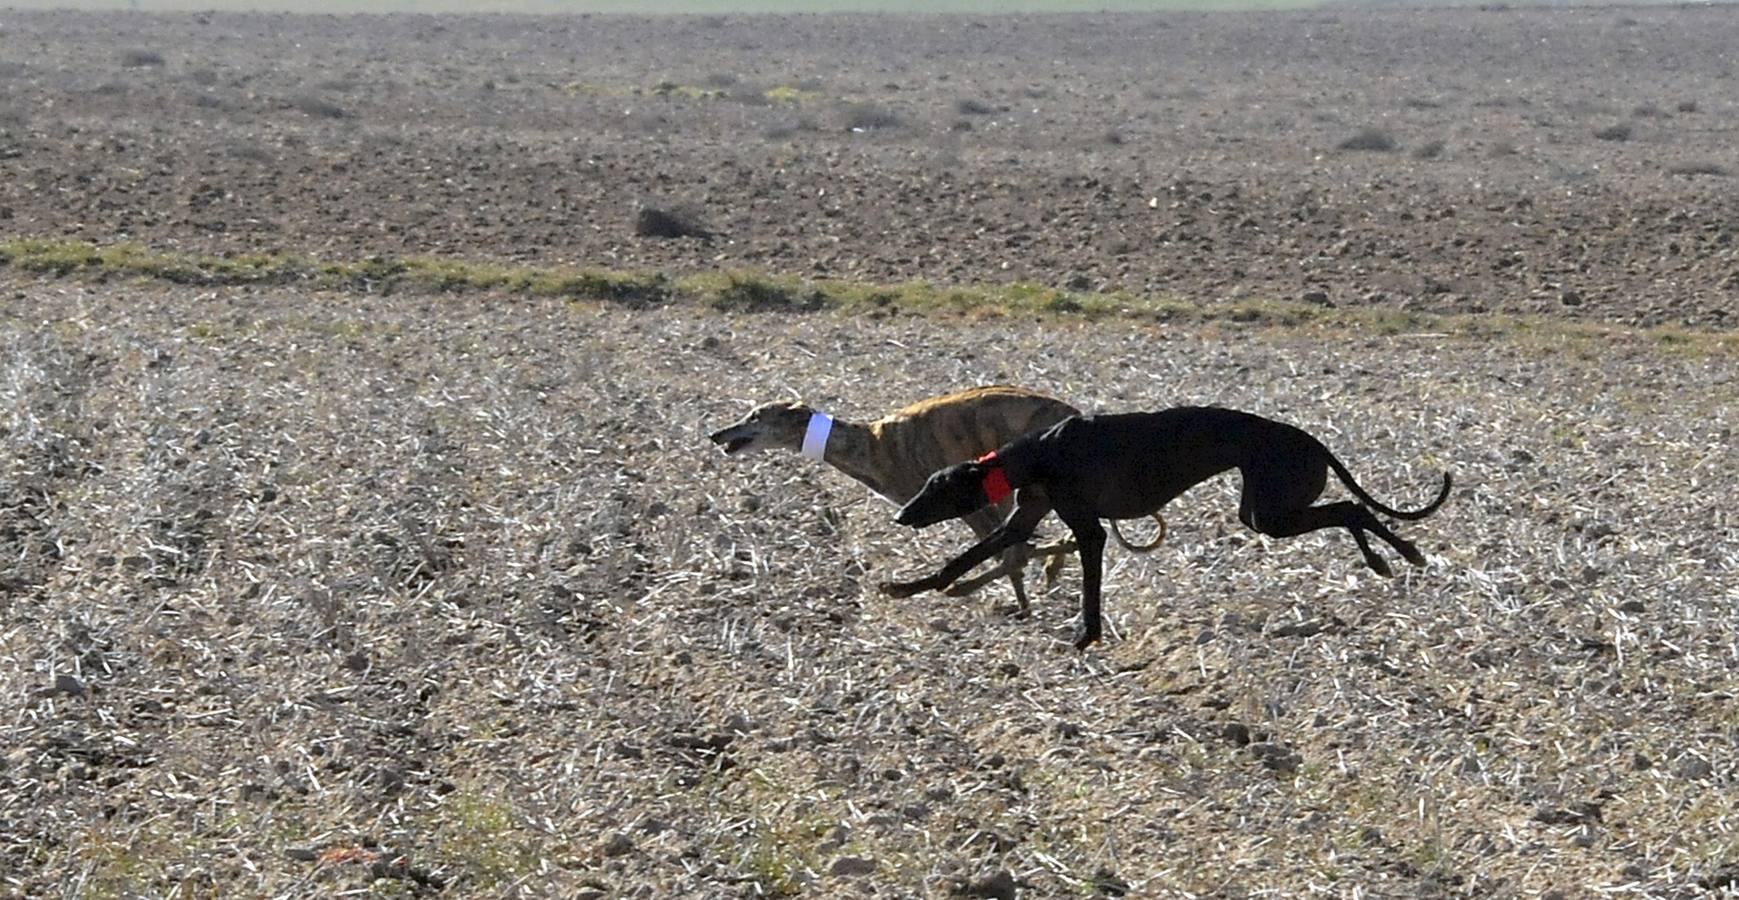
[976,451,1012,505]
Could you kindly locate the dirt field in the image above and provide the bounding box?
[3,6,1739,899]
[2,8,1738,326]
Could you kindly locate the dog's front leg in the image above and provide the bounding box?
[1059,514,1108,649]
[880,495,1049,599]
[879,527,1028,598]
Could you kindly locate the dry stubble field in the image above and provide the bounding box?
[3,6,1739,900]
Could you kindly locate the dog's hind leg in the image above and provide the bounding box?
[1240,499,1402,577]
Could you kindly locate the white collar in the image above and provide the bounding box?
[800,412,833,461]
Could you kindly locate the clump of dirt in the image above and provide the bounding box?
[634,205,713,240]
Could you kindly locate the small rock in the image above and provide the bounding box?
[1618,599,1646,614]
[285,847,319,862]
[53,674,86,697]
[1561,290,1583,306]
[829,856,876,877]
[1676,755,1714,780]
[601,832,634,857]
[1093,866,1132,897]
[1221,722,1252,746]
[1271,619,1324,638]
[1248,742,1302,773]
[1301,289,1333,306]
[953,868,1017,900]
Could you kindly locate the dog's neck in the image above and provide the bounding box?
[985,436,1042,491]
[808,416,892,498]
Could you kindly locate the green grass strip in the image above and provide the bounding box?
[2,237,1733,354]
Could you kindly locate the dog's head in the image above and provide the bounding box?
[894,456,1006,528]
[708,400,813,456]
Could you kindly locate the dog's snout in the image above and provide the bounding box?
[707,428,729,445]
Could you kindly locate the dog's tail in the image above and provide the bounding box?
[1327,455,1452,521]
[1109,514,1167,552]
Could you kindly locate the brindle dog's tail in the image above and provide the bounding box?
[1327,454,1452,521]
[1109,514,1168,552]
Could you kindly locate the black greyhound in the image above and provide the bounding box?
[879,406,1451,649]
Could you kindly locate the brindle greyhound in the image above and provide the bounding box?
[709,386,1166,612]
[880,406,1451,648]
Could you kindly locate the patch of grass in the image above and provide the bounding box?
[428,790,546,889]
[5,238,1736,356]
[650,80,726,100]
[764,85,822,104]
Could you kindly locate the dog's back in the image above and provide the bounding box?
[873,386,1078,500]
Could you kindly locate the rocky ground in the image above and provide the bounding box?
[3,6,1739,898]
[1,8,1737,327]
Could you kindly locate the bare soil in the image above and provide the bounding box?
[1,8,1737,326]
[3,7,1739,899]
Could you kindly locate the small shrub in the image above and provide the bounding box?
[292,95,346,119]
[1676,100,1699,113]
[1631,103,1668,119]
[703,72,739,87]
[762,118,813,140]
[121,49,165,68]
[708,275,822,313]
[955,98,994,116]
[1403,97,1443,110]
[1593,123,1632,142]
[840,102,901,131]
[228,141,273,162]
[1336,127,1397,153]
[1666,161,1729,177]
[1412,139,1446,160]
[634,206,712,240]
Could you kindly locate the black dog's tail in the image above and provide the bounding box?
[1327,455,1452,521]
[1109,514,1167,552]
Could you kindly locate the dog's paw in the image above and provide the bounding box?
[878,581,921,599]
[1399,544,1427,567]
[1072,625,1102,651]
[1366,556,1394,578]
